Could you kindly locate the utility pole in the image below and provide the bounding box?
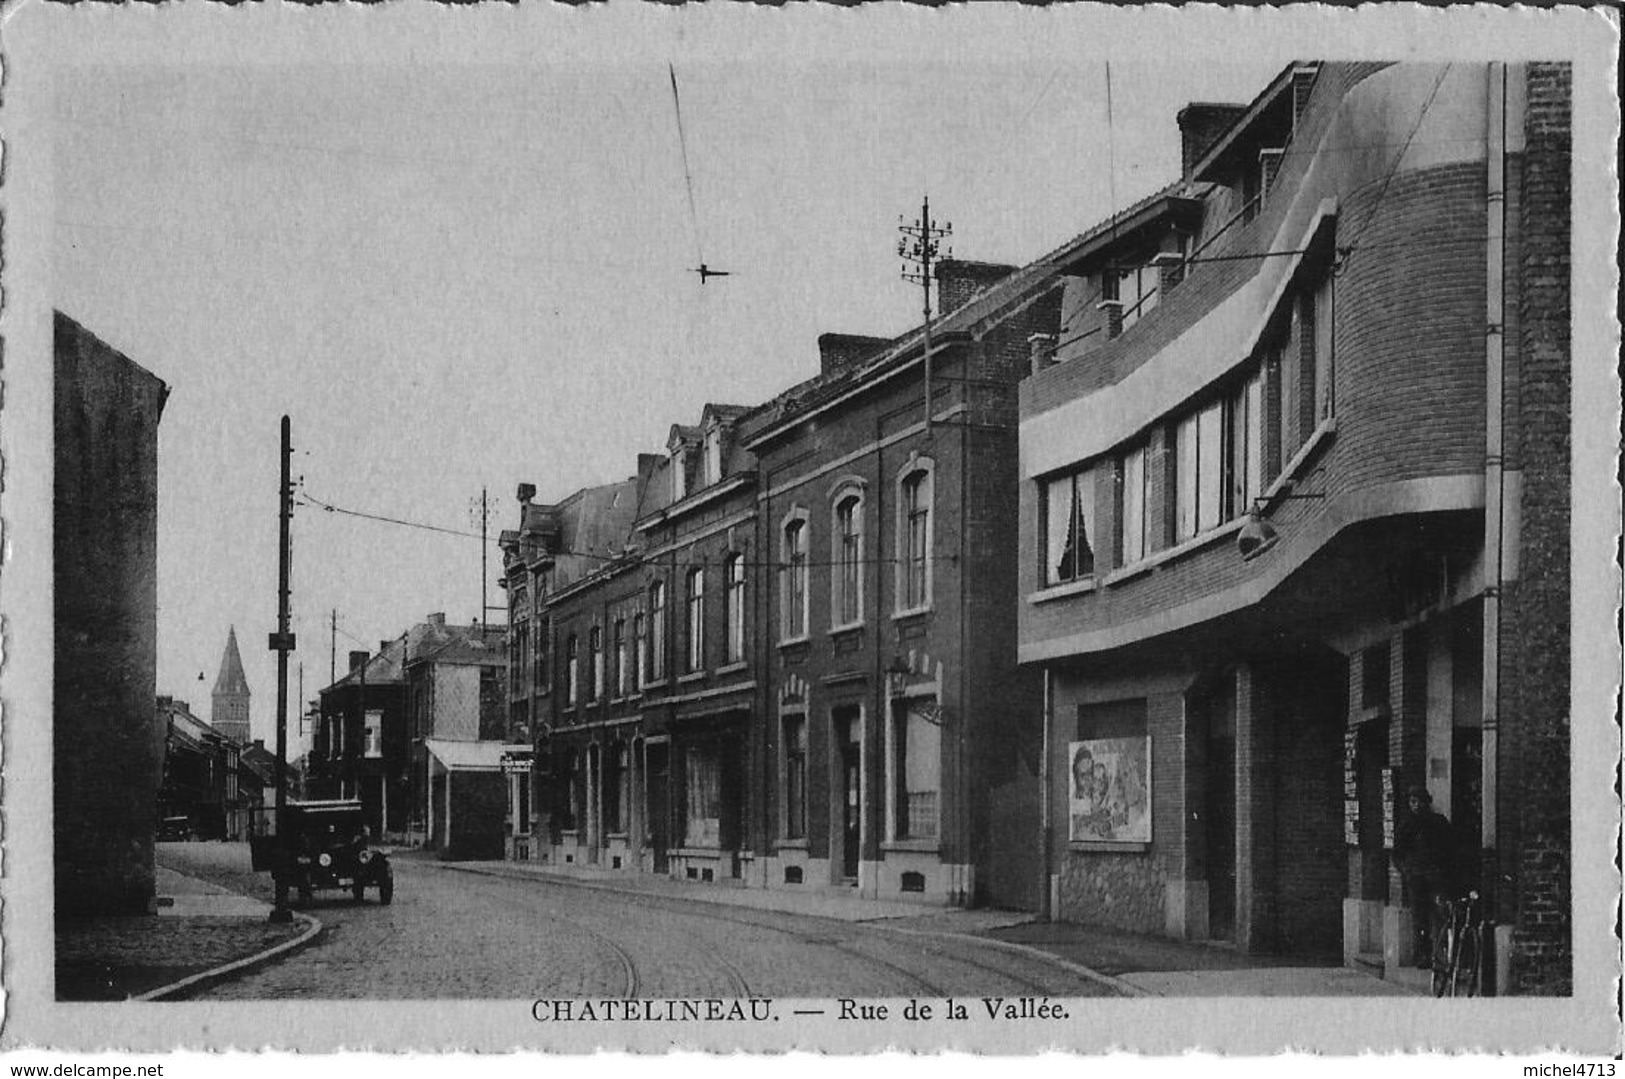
[268,416,297,924]
[330,608,337,687]
[472,487,490,630]
[899,196,952,439]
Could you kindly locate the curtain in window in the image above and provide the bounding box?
[900,706,941,839]
[1121,448,1146,565]
[1045,471,1095,584]
[1196,401,1224,532]
[685,746,721,847]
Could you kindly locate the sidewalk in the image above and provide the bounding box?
[432,855,1417,997]
[54,865,320,1002]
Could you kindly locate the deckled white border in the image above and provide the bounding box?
[0,0,1617,1058]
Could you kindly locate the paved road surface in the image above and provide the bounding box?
[157,843,1120,1000]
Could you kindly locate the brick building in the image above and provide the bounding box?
[1016,62,1570,993]
[54,312,169,916]
[312,638,410,838]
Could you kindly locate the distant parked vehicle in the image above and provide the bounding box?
[158,816,192,842]
[249,800,393,905]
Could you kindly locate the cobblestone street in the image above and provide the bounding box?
[157,843,1121,1000]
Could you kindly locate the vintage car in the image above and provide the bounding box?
[158,815,192,842]
[249,799,394,905]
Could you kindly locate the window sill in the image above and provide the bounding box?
[672,846,725,858]
[1068,840,1151,853]
[882,839,941,854]
[1027,577,1098,605]
[778,635,811,650]
[606,832,629,842]
[774,839,809,852]
[639,678,666,693]
[1260,417,1337,509]
[1102,517,1247,584]
[716,661,749,676]
[829,621,865,637]
[677,671,707,686]
[891,606,932,623]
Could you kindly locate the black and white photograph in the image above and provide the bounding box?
[1,1,1617,1063]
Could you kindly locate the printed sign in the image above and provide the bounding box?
[1381,767,1396,850]
[1068,736,1151,844]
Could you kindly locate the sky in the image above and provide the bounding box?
[48,16,1283,756]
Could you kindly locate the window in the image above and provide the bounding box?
[363,711,383,758]
[890,701,940,840]
[833,493,863,626]
[534,618,551,693]
[606,743,628,834]
[1119,447,1147,566]
[685,745,722,848]
[1229,372,1264,518]
[1042,467,1097,585]
[612,618,627,696]
[1110,262,1160,331]
[670,450,687,502]
[704,426,724,486]
[514,772,531,836]
[898,468,932,610]
[587,626,603,701]
[1173,401,1225,541]
[725,554,746,663]
[782,517,808,638]
[783,715,807,840]
[648,582,666,679]
[686,569,706,672]
[631,613,646,687]
[1313,274,1335,423]
[565,635,579,705]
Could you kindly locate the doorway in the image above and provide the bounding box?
[833,706,862,884]
[1199,680,1238,943]
[645,741,670,874]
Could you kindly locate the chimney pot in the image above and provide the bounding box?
[428,612,446,627]
[1177,102,1249,182]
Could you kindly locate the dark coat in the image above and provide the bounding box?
[1395,805,1455,885]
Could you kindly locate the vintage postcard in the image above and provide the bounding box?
[0,0,1618,1062]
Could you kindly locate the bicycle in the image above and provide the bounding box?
[1430,889,1484,997]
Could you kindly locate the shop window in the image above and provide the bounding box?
[685,568,706,672]
[783,714,808,840]
[685,745,722,848]
[1042,466,1097,584]
[725,554,746,663]
[889,700,940,840]
[782,516,809,638]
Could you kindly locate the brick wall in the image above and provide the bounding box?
[1500,60,1571,996]
[54,313,169,916]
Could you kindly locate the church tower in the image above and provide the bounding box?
[211,625,252,744]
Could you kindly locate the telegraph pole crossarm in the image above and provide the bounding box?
[899,196,952,439]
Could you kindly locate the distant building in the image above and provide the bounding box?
[210,626,252,745]
[312,639,410,839]
[54,311,169,915]
[156,696,237,841]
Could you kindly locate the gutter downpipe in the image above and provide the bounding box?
[1039,667,1054,922]
[1481,61,1508,996]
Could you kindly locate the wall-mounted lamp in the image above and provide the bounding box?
[1236,492,1326,559]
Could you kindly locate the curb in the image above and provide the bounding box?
[133,911,324,1002]
[430,860,1144,997]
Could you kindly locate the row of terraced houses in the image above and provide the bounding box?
[489,62,1571,995]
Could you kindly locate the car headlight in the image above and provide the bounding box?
[318,852,332,868]
[359,850,373,864]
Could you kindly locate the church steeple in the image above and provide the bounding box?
[210,626,252,743]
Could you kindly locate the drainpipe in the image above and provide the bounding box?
[1480,61,1507,995]
[1039,667,1054,922]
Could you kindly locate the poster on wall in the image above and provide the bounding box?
[1068,736,1151,843]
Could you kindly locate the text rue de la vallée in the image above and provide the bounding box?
[530,998,1069,1023]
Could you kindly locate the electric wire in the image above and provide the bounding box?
[668,63,707,272]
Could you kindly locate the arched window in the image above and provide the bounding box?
[648,582,667,679]
[565,634,580,705]
[612,618,627,696]
[897,463,934,611]
[782,516,809,639]
[686,568,706,672]
[725,553,746,664]
[587,626,603,701]
[832,491,864,627]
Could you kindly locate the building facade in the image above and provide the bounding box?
[54,311,170,916]
[1016,62,1571,993]
[156,696,239,841]
[312,640,411,838]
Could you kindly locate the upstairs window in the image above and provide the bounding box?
[364,711,383,758]
[565,634,580,705]
[587,626,603,701]
[1107,262,1160,331]
[898,467,933,611]
[1173,371,1265,544]
[1042,467,1097,585]
[833,492,864,626]
[631,613,646,687]
[612,618,628,697]
[670,450,688,502]
[1118,447,1148,567]
[648,582,667,679]
[1313,273,1336,424]
[685,569,706,672]
[725,553,746,663]
[782,517,809,639]
[704,426,724,487]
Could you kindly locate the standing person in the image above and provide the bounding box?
[1394,786,1456,967]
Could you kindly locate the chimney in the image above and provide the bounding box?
[935,259,1016,316]
[1177,102,1248,182]
[349,650,368,672]
[516,483,536,505]
[817,333,890,378]
[380,641,393,655]
[427,612,446,627]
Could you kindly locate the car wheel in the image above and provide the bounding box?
[379,870,394,906]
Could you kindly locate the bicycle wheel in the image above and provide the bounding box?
[1431,924,1453,997]
[1455,925,1482,997]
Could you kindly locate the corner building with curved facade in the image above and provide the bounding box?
[1017,62,1570,994]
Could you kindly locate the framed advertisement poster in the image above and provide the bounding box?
[1068,736,1151,844]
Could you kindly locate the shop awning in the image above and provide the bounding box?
[424,739,531,773]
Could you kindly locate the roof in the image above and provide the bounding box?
[406,620,506,669]
[212,626,251,697]
[424,739,531,772]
